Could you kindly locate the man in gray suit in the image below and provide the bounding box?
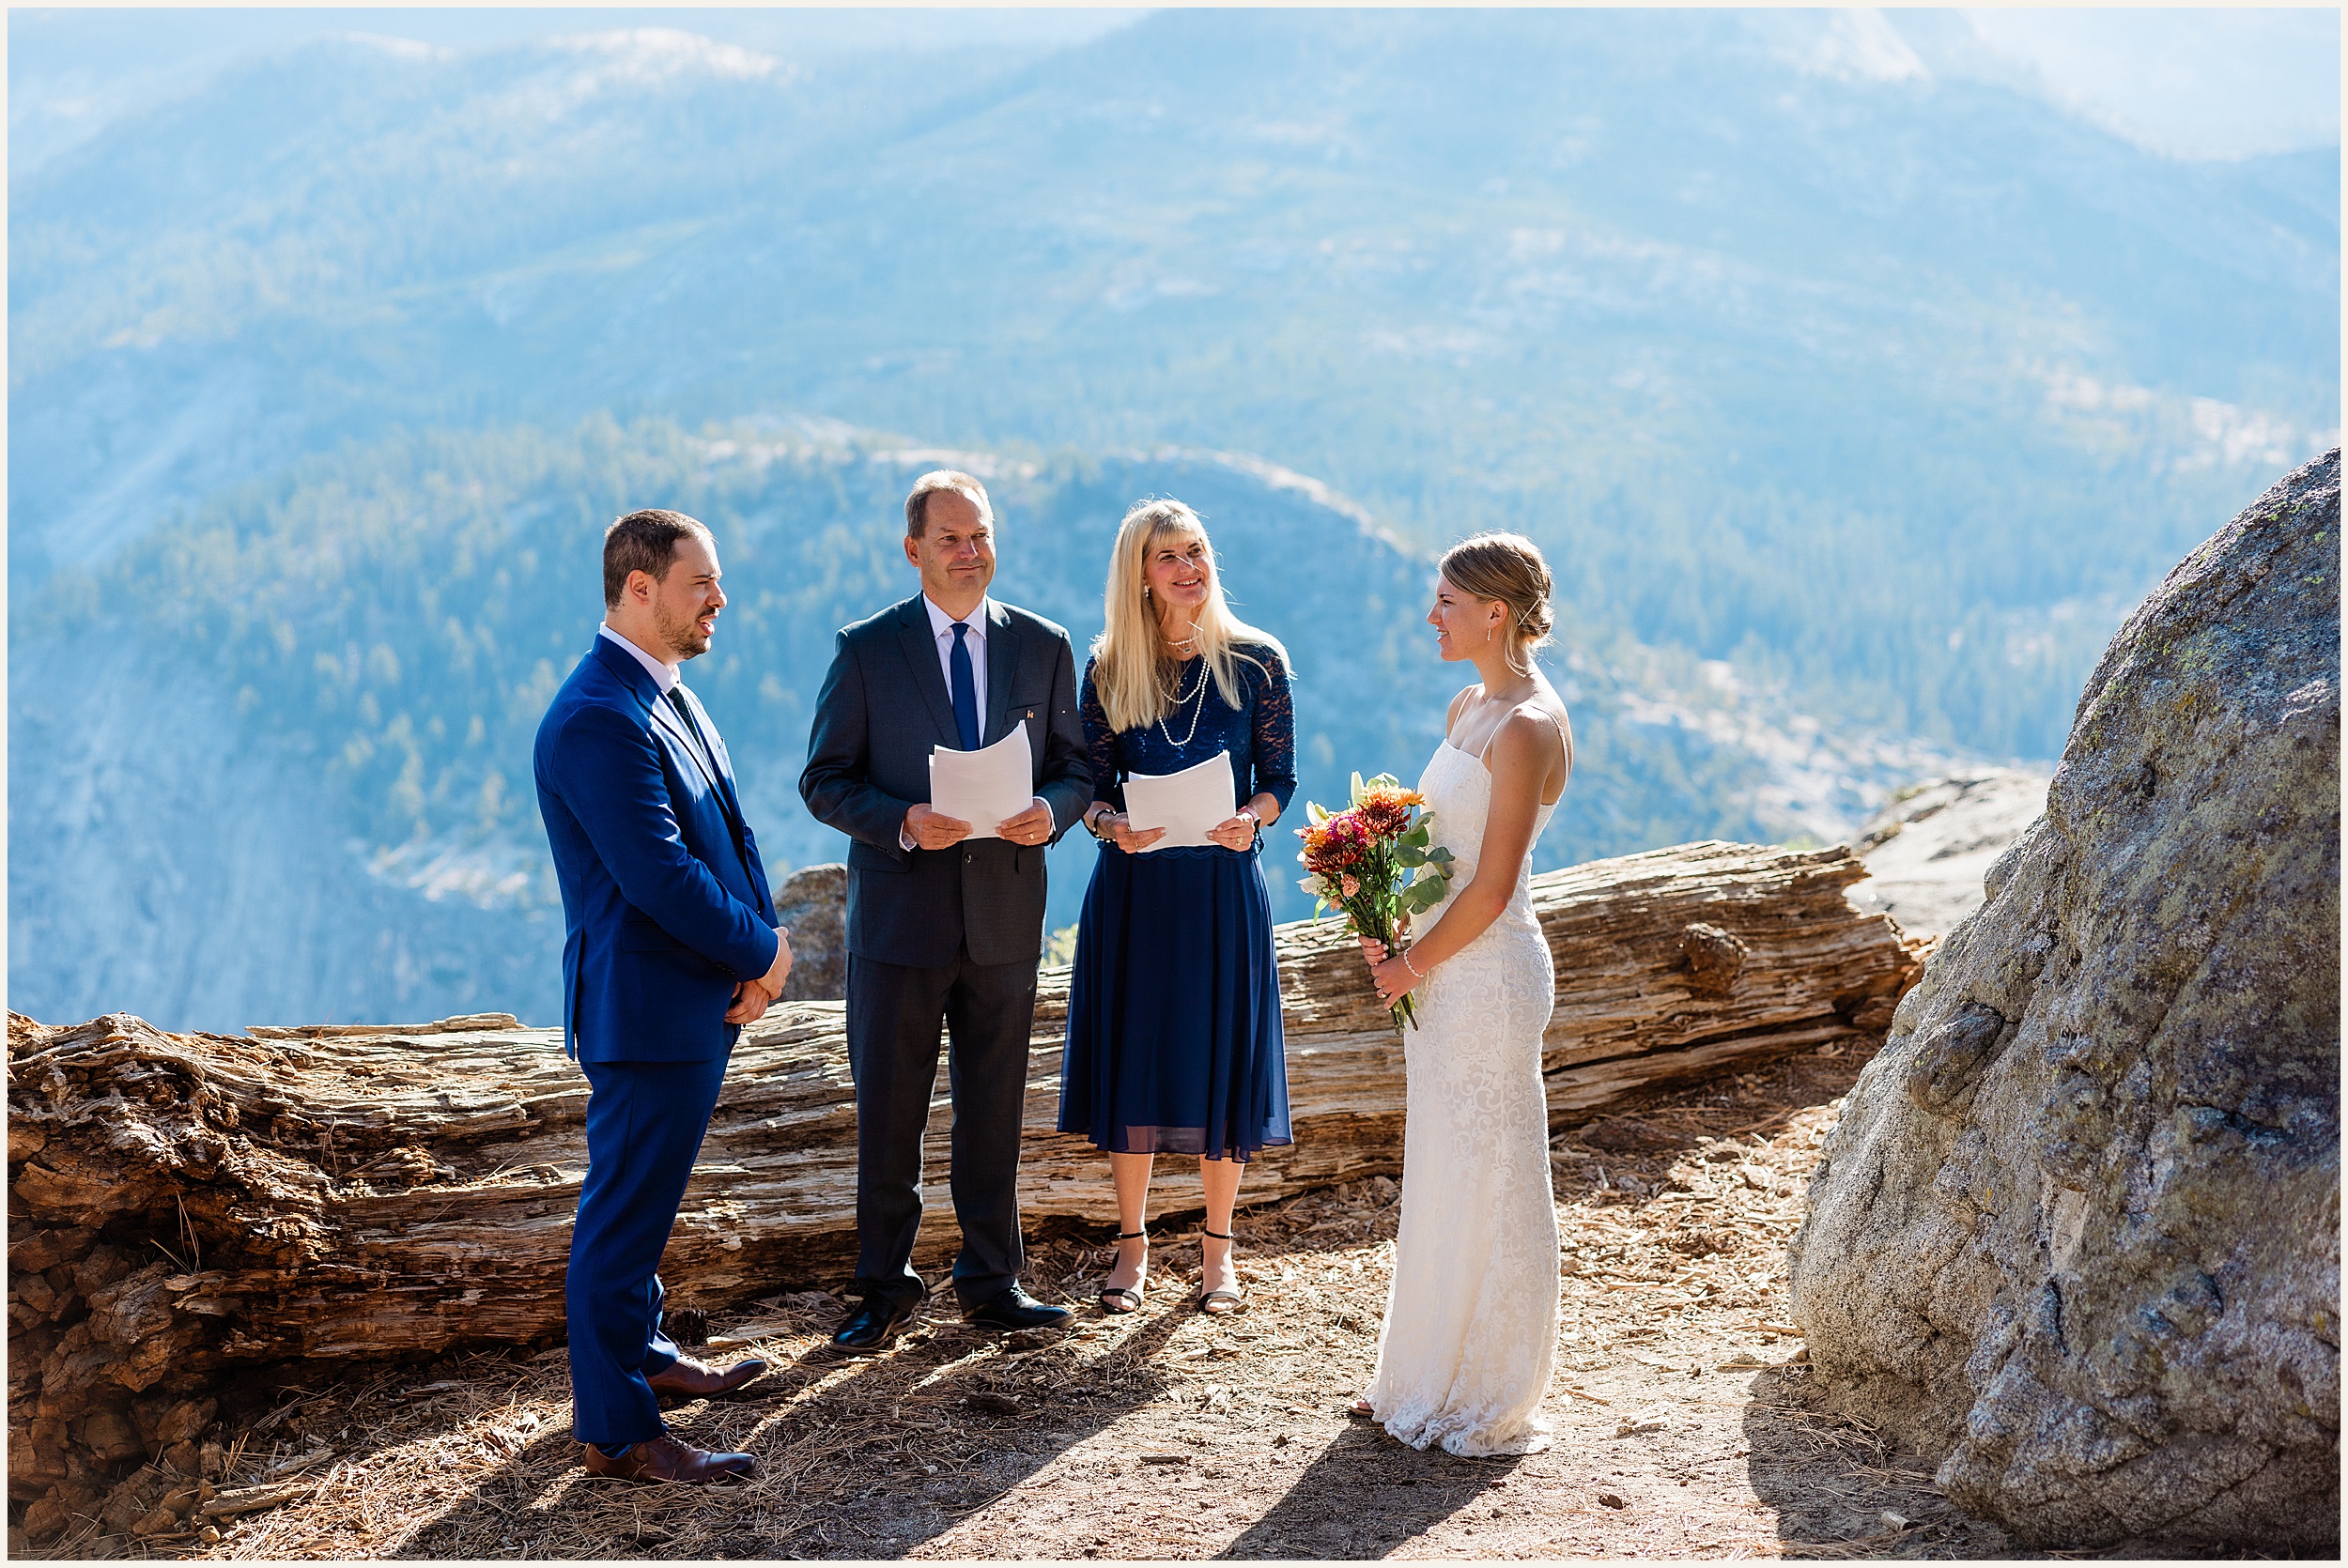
[800,470,1091,1348]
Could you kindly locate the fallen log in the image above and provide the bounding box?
[8,838,1915,1531]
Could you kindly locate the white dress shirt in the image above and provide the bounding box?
[598,623,680,695]
[922,593,990,721]
[904,594,1034,849]
[602,623,726,780]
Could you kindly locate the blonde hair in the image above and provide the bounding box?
[1092,498,1286,733]
[904,469,993,538]
[1439,531,1555,676]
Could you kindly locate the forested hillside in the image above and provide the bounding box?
[8,9,2335,1030]
[16,418,1911,1028]
[14,12,2336,754]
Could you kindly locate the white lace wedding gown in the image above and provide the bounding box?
[1360,730,1562,1455]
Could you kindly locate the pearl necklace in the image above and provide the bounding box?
[1155,659,1211,748]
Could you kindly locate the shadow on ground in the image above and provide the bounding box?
[384,1284,1199,1559]
[1218,1421,1520,1559]
[1740,1368,2294,1562]
[1737,1365,2010,1558]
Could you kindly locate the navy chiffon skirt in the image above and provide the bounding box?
[1058,841,1291,1161]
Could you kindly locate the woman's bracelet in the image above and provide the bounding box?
[1084,805,1114,842]
[1400,949,1426,980]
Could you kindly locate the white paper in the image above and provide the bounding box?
[929,725,1034,839]
[1122,750,1237,851]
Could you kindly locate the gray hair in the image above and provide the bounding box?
[904,469,994,539]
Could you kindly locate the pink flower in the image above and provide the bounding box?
[1303,808,1371,874]
[1341,874,1360,898]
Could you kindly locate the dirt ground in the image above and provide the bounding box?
[33,1042,2221,1561]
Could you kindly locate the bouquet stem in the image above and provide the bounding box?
[1341,894,1418,1031]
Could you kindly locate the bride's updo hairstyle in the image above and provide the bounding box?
[1439,531,1554,675]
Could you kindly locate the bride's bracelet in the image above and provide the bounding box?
[1400,948,1426,981]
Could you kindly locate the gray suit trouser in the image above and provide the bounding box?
[844,947,1037,1309]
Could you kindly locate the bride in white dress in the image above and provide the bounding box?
[1353,531,1573,1456]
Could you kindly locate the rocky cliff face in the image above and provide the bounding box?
[6,637,548,1034]
[1849,769,2052,941]
[1789,452,2340,1548]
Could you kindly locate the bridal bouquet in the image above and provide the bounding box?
[1296,772,1456,1029]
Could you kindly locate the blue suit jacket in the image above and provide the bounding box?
[534,635,780,1063]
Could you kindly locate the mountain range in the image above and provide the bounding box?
[14,419,1947,1029]
[8,8,2335,1031]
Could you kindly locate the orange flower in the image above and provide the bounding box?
[1301,810,1370,875]
[1354,783,1423,839]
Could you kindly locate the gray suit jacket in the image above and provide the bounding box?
[799,594,1092,968]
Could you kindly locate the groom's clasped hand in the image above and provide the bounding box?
[721,924,796,1024]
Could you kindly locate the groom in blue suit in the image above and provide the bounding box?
[534,509,793,1484]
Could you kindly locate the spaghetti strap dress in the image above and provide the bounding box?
[1360,714,1568,1454]
[1057,644,1296,1161]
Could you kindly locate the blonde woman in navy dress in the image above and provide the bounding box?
[1060,499,1296,1316]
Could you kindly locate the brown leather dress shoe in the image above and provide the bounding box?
[645,1353,768,1399]
[580,1435,757,1483]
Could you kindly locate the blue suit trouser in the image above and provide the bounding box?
[565,1051,731,1447]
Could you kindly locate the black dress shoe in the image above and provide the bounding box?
[964,1284,1074,1332]
[831,1296,919,1351]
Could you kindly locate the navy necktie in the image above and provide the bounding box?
[665,687,712,771]
[950,623,981,750]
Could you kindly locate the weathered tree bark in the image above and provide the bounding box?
[8,839,1915,1534]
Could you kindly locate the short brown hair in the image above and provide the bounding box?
[603,509,711,607]
[904,470,993,539]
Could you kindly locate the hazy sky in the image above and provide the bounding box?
[9,7,2340,170]
[1964,7,2340,158]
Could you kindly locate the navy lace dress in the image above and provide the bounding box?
[1058,644,1296,1161]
